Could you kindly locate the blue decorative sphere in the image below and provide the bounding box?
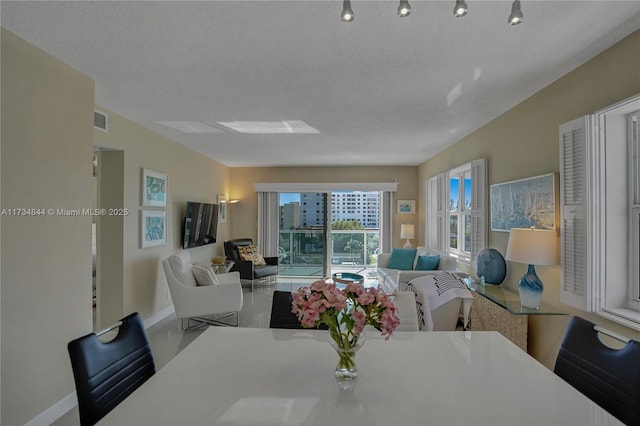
[476,248,507,285]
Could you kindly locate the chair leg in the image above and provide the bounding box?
[185,312,239,329]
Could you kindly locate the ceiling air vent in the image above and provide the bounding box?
[94,110,108,132]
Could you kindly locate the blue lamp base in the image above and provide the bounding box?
[518,264,543,309]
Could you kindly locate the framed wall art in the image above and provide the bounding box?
[141,168,168,207]
[397,199,416,214]
[141,210,167,248]
[490,173,556,232]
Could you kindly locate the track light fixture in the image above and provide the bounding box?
[508,0,524,25]
[453,0,468,18]
[398,0,411,18]
[339,1,523,26]
[341,0,354,23]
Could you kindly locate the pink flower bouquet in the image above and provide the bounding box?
[291,280,400,381]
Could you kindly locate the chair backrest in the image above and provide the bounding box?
[68,312,156,426]
[554,316,640,425]
[270,290,304,329]
[224,238,254,263]
[164,250,198,287]
[270,290,328,330]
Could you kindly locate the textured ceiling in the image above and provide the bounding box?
[2,1,639,166]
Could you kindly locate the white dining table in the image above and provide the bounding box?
[100,327,621,426]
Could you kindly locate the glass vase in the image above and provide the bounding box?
[518,264,543,309]
[329,328,365,383]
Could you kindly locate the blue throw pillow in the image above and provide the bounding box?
[387,248,417,270]
[415,255,440,271]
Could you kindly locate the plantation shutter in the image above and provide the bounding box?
[559,116,596,311]
[426,177,439,249]
[470,159,488,266]
[436,172,450,254]
[631,112,640,300]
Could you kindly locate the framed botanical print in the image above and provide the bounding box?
[141,210,167,248]
[142,168,168,207]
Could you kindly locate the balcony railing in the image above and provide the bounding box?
[278,229,380,277]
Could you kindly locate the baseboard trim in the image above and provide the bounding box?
[26,306,175,425]
[143,305,175,329]
[24,392,77,426]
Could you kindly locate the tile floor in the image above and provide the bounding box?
[53,279,317,426]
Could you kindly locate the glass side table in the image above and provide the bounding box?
[465,281,567,315]
[464,280,567,352]
[211,261,231,275]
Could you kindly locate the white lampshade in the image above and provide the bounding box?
[400,224,415,240]
[506,228,559,266]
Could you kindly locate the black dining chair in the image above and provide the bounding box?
[270,290,328,330]
[68,312,156,426]
[270,290,305,329]
[554,316,640,425]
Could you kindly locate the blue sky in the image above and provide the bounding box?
[450,178,472,208]
[279,193,300,206]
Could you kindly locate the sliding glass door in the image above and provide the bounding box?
[279,193,328,277]
[278,191,381,279]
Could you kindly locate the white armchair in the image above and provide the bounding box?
[162,250,243,328]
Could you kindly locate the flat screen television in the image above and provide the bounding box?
[182,201,219,249]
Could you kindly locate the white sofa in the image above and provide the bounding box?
[377,247,460,292]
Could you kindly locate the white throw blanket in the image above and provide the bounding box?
[406,272,473,331]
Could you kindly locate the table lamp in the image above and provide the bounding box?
[400,223,415,249]
[505,227,559,309]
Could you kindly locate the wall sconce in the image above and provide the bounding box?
[400,223,415,249]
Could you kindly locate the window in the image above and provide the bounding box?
[560,94,640,330]
[255,182,398,276]
[425,159,487,266]
[449,168,472,260]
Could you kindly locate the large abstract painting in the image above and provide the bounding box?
[490,173,556,232]
[142,168,168,207]
[141,210,167,248]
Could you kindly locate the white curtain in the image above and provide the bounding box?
[257,192,279,257]
[381,191,393,253]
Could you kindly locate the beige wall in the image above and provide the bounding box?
[229,166,418,248]
[93,108,231,321]
[1,29,94,425]
[418,30,640,369]
[0,30,232,424]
